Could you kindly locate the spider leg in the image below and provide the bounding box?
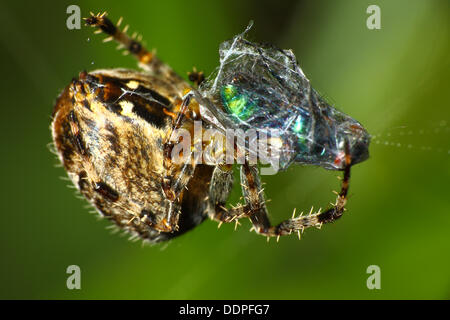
[161,92,200,201]
[239,161,352,240]
[239,163,272,232]
[207,166,249,224]
[162,89,214,202]
[84,12,183,84]
[264,165,351,239]
[188,67,205,88]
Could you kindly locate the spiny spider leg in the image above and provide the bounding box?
[207,166,249,226]
[240,163,272,231]
[239,156,352,241]
[162,92,199,201]
[264,164,351,240]
[161,68,207,199]
[84,12,184,87]
[84,12,151,63]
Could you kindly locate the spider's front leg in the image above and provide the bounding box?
[239,163,272,233]
[239,161,352,241]
[266,165,351,240]
[162,92,202,201]
[207,166,249,226]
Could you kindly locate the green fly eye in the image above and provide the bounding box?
[220,84,255,121]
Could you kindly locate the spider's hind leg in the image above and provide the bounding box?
[84,12,182,82]
[84,13,152,64]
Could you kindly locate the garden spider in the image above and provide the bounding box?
[51,12,369,243]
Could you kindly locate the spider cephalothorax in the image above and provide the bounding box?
[51,13,369,243]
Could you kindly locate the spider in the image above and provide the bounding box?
[51,12,370,243]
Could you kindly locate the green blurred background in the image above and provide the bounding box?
[0,0,448,299]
